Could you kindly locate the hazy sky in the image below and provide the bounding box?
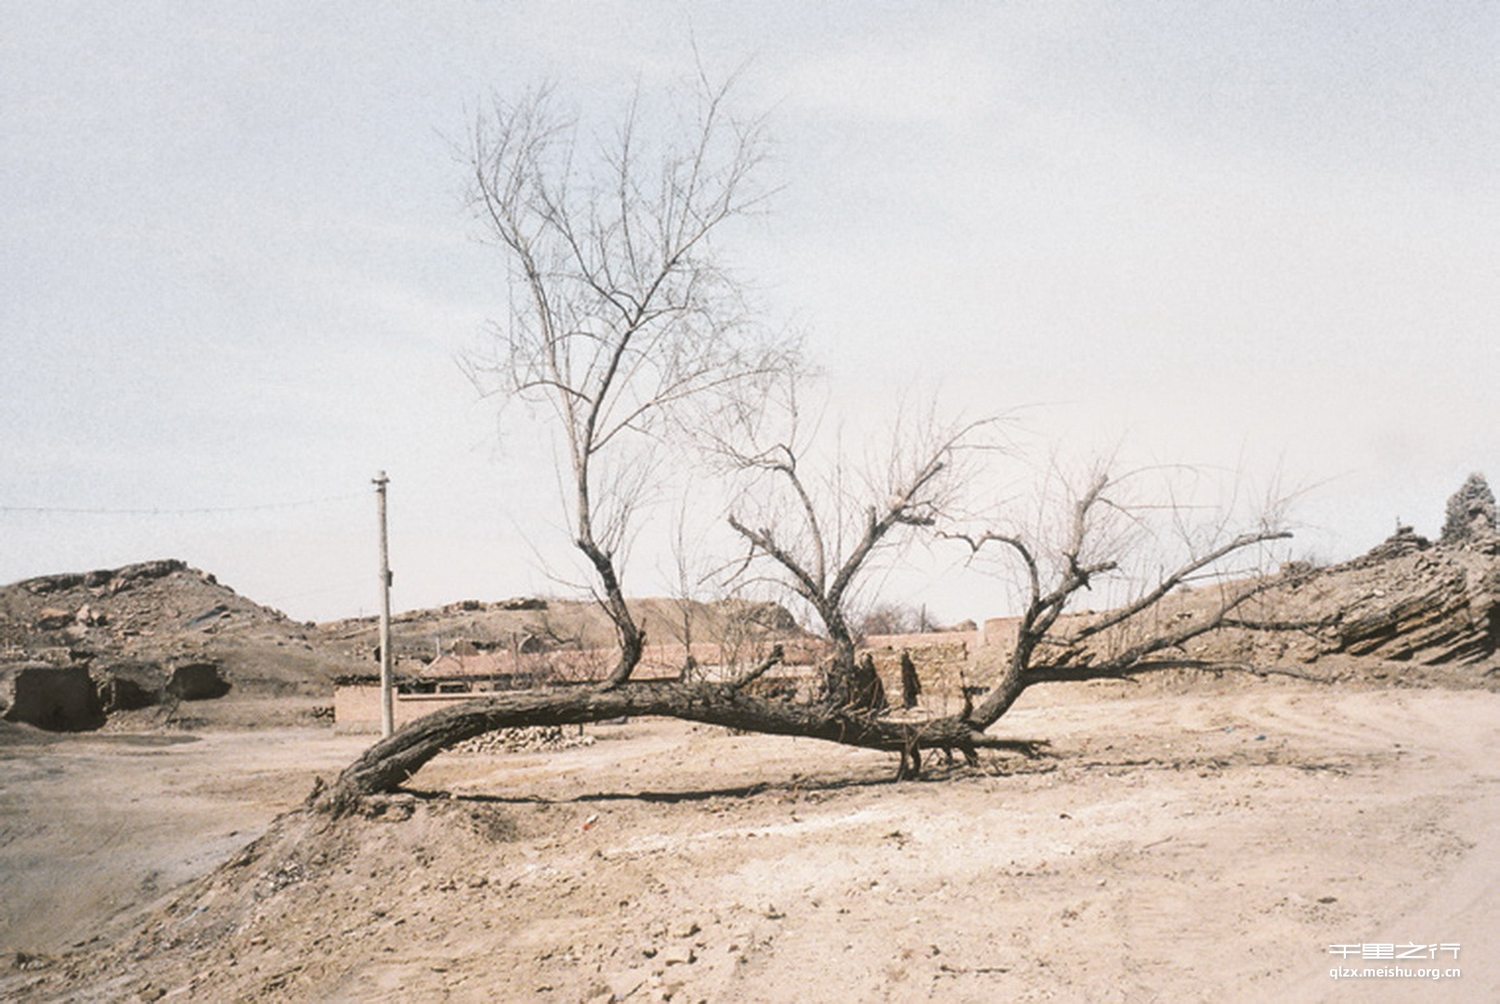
[3,2,1496,623]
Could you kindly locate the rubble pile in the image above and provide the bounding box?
[1440,472,1498,547]
[450,725,597,755]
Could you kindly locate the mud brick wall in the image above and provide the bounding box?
[860,632,978,712]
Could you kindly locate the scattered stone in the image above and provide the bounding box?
[499,597,548,611]
[74,604,107,627]
[1364,525,1430,562]
[184,604,230,629]
[19,574,85,596]
[110,560,188,590]
[450,725,596,755]
[607,973,647,1000]
[33,608,73,631]
[658,945,695,966]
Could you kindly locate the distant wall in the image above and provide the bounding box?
[337,682,689,734]
[413,639,823,684]
[979,618,1021,650]
[337,623,1036,730]
[334,687,505,734]
[335,662,825,733]
[858,624,1033,708]
[864,629,979,652]
[860,638,974,711]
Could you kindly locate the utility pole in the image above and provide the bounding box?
[374,471,394,739]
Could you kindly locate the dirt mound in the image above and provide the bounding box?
[0,560,364,710]
[320,595,804,679]
[17,795,521,1001]
[1145,530,1500,688]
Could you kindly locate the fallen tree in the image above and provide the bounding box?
[326,78,1298,805]
[329,663,1044,807]
[328,464,1294,801]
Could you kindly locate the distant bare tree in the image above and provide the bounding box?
[703,596,793,682]
[857,602,930,638]
[663,498,710,680]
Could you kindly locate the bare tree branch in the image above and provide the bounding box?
[955,466,1297,730]
[728,643,785,688]
[462,74,791,689]
[721,379,994,710]
[1067,529,1293,644]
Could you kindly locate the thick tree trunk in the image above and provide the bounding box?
[819,628,888,714]
[326,680,1034,805]
[575,535,645,689]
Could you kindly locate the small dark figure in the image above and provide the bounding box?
[852,653,888,713]
[899,649,922,710]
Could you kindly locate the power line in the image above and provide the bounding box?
[0,492,365,516]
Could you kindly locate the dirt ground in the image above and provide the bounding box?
[3,679,1498,1002]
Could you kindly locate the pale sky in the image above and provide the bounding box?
[2,2,1496,623]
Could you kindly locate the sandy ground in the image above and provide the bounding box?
[2,680,1498,1002]
[0,725,367,956]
